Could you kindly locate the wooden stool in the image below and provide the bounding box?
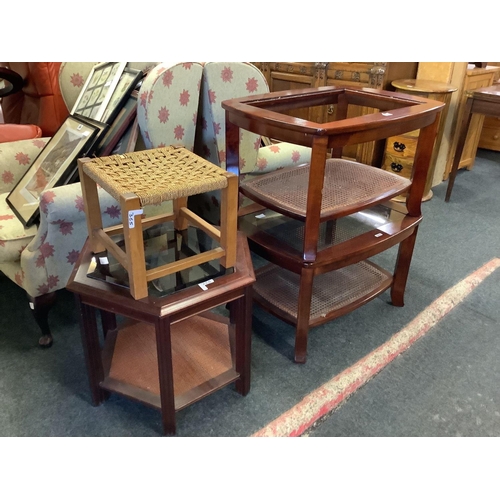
[78,146,238,300]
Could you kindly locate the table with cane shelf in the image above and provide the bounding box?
[223,85,444,363]
[67,228,255,436]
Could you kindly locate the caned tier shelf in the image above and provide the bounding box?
[240,201,419,328]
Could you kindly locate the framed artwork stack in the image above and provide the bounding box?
[7,62,144,227]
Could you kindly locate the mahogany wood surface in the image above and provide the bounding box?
[223,85,444,363]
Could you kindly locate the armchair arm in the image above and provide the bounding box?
[0,137,49,194]
[19,181,171,297]
[20,182,119,297]
[254,142,311,174]
[0,124,42,143]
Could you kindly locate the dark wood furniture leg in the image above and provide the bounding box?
[74,295,107,405]
[100,310,117,339]
[294,267,315,364]
[391,228,419,307]
[28,292,56,348]
[234,287,252,395]
[445,96,474,202]
[155,318,176,436]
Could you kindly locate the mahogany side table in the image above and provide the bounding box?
[67,228,255,436]
[446,84,500,202]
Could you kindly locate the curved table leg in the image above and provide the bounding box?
[391,228,419,307]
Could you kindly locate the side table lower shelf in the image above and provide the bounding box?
[253,260,392,328]
[101,313,239,411]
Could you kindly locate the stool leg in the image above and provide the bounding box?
[220,174,238,269]
[173,196,189,231]
[120,193,148,300]
[78,162,105,254]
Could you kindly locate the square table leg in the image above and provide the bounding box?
[155,318,177,436]
[74,295,107,406]
[233,287,252,396]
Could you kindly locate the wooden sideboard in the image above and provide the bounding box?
[252,62,418,166]
[444,65,500,178]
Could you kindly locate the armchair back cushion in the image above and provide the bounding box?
[191,62,311,223]
[137,62,203,151]
[58,62,100,112]
[195,62,266,174]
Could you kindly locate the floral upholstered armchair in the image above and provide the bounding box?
[0,61,202,347]
[191,62,312,223]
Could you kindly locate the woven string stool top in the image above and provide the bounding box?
[82,146,229,206]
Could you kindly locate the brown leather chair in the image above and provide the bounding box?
[0,62,69,138]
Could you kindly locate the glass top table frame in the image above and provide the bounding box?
[67,231,255,435]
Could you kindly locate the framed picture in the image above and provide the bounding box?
[71,62,127,122]
[67,115,110,182]
[110,115,140,155]
[74,114,109,149]
[96,91,139,156]
[6,115,100,227]
[101,68,143,124]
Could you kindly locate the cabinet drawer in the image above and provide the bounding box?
[478,124,500,151]
[382,152,413,179]
[385,133,418,159]
[326,62,373,87]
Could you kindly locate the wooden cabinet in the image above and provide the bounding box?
[253,62,418,165]
[444,65,500,178]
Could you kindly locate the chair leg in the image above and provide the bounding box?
[27,292,57,348]
[294,268,315,364]
[391,229,419,307]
